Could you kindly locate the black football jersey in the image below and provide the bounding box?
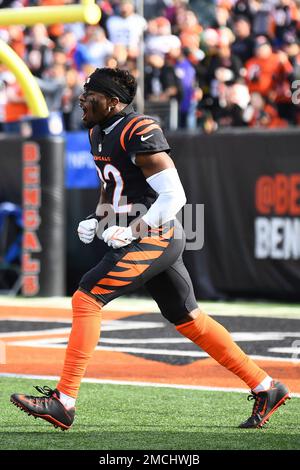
[89,104,171,223]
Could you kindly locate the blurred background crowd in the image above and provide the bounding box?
[1,0,300,132]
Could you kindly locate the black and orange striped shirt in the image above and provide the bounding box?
[89,104,170,221]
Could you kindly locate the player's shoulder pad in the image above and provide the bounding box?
[119,114,170,154]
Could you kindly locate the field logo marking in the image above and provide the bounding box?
[291,339,300,363]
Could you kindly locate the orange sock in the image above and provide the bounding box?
[56,290,102,398]
[176,312,267,390]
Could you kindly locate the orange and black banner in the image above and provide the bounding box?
[0,134,65,296]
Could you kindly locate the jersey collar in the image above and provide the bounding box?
[102,117,125,135]
[101,103,135,134]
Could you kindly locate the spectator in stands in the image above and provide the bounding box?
[245,35,293,121]
[282,31,300,78]
[57,31,78,68]
[74,26,114,73]
[206,41,243,89]
[7,25,26,59]
[25,23,54,78]
[145,17,181,57]
[62,68,84,131]
[201,27,219,56]
[2,0,300,132]
[52,45,70,67]
[36,63,66,112]
[0,68,29,123]
[271,0,299,45]
[211,79,249,128]
[199,28,220,95]
[177,9,203,53]
[167,46,201,129]
[106,0,147,59]
[165,0,189,33]
[231,16,255,64]
[244,91,289,128]
[212,2,233,30]
[201,32,242,120]
[63,22,86,43]
[144,53,182,105]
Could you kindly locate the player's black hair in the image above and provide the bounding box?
[85,67,137,104]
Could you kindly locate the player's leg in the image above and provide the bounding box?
[145,257,290,428]
[56,290,103,400]
[56,221,184,401]
[11,221,184,429]
[10,289,103,430]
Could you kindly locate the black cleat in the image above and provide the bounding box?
[239,380,291,429]
[10,386,75,430]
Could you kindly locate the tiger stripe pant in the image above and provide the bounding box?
[79,219,198,323]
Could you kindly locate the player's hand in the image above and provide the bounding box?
[77,218,98,244]
[101,225,136,249]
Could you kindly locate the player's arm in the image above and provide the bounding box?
[130,151,186,237]
[135,151,175,177]
[101,152,187,247]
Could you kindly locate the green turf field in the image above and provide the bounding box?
[0,377,299,450]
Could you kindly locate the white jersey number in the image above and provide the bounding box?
[97,164,132,214]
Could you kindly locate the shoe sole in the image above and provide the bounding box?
[257,392,291,429]
[10,397,71,431]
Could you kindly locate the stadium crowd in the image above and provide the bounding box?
[1,0,300,131]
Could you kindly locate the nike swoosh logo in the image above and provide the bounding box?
[141,134,153,142]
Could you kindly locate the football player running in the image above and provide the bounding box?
[11,68,290,430]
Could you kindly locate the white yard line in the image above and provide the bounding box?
[1,372,299,398]
[4,337,300,363]
[1,296,300,318]
[0,328,71,338]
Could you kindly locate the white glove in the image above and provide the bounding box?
[101,225,136,249]
[77,218,98,244]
